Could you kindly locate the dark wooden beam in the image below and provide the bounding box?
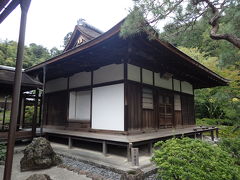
[0,0,10,12]
[4,1,31,179]
[0,0,19,23]
[32,89,39,138]
[40,66,46,135]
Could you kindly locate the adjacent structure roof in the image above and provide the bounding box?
[0,65,42,91]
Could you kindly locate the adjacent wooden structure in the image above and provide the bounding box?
[0,65,42,137]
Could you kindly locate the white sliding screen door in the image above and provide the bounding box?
[92,84,124,131]
[69,90,91,121]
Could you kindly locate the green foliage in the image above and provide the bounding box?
[219,137,240,165]
[178,47,240,125]
[63,32,73,47]
[218,126,240,139]
[50,47,62,57]
[120,7,148,39]
[152,138,240,180]
[0,110,10,124]
[122,0,240,49]
[197,118,234,126]
[24,106,34,124]
[0,143,6,161]
[0,40,61,68]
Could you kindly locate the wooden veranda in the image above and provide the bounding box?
[43,126,219,160]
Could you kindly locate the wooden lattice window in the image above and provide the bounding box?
[142,88,153,109]
[159,95,173,115]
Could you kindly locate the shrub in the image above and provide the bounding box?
[24,106,34,124]
[218,126,240,138]
[0,143,6,161]
[152,138,240,180]
[196,118,234,126]
[219,137,240,165]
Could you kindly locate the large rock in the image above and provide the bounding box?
[20,137,62,171]
[26,174,52,180]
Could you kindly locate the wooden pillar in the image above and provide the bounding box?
[127,143,132,162]
[22,99,26,128]
[32,89,39,138]
[194,133,197,139]
[40,66,46,136]
[148,141,153,155]
[2,96,8,130]
[19,97,24,129]
[68,137,72,149]
[211,130,214,141]
[102,141,107,156]
[38,94,42,127]
[4,1,32,179]
[17,93,22,130]
[200,132,203,140]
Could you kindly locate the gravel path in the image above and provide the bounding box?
[145,173,159,180]
[59,155,160,180]
[60,155,122,180]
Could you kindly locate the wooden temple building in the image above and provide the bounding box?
[3,20,228,159]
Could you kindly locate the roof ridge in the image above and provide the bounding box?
[77,21,103,34]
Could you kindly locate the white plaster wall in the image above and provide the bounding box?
[69,72,91,88]
[174,94,181,110]
[142,68,153,85]
[154,73,172,90]
[181,81,193,95]
[45,78,67,93]
[92,83,124,131]
[93,64,124,84]
[127,64,141,82]
[173,79,181,92]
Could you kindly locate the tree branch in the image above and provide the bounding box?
[202,0,240,48]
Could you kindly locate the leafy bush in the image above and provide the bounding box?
[197,118,234,126]
[0,143,6,161]
[218,126,240,138]
[219,137,240,165]
[24,106,34,124]
[152,138,240,180]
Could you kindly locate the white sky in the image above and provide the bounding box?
[0,0,133,50]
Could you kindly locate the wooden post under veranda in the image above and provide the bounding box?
[1,96,8,131]
[3,0,31,180]
[32,89,39,138]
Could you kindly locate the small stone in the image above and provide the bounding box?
[20,137,62,171]
[26,174,52,180]
[121,169,144,180]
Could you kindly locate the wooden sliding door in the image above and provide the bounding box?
[158,91,174,127]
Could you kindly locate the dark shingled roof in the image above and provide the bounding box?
[25,19,228,88]
[64,22,102,52]
[0,65,42,88]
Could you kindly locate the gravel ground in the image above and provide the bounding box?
[60,155,122,180]
[59,154,159,180]
[145,173,159,180]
